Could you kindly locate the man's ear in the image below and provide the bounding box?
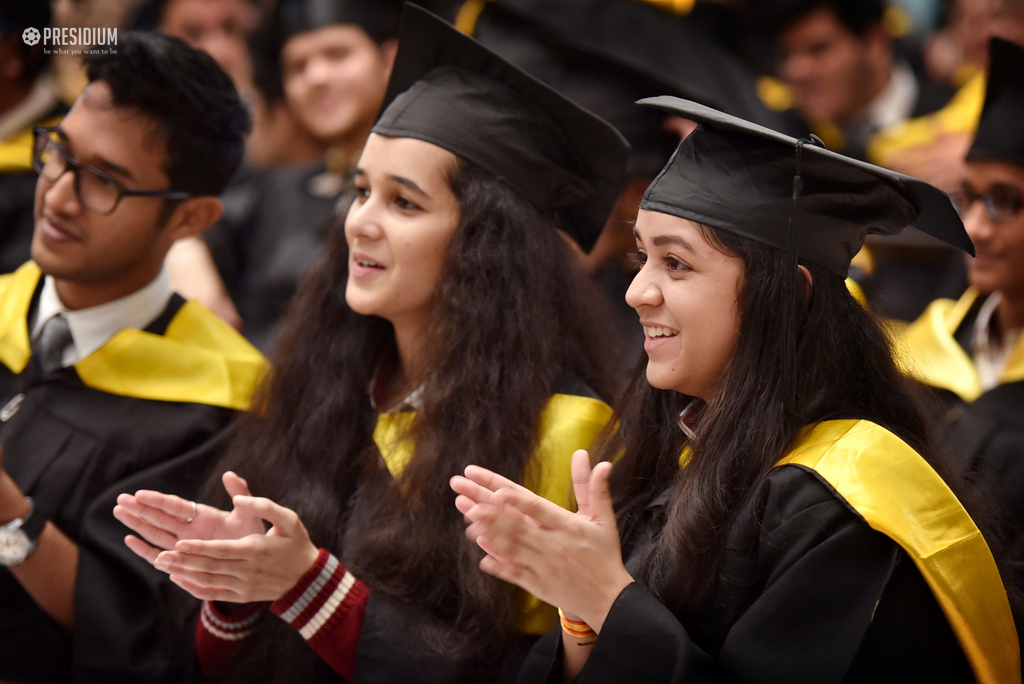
[798,264,814,300]
[164,197,224,242]
[380,38,398,79]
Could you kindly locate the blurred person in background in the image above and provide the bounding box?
[763,0,955,161]
[133,0,324,329]
[198,0,401,350]
[925,0,999,88]
[873,0,1024,191]
[134,0,326,166]
[136,0,261,91]
[901,38,1024,650]
[0,1,64,276]
[854,0,1024,323]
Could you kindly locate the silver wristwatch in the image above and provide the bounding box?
[0,497,46,567]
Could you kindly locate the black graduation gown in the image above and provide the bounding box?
[0,267,263,683]
[204,380,601,684]
[517,467,978,684]
[336,385,613,684]
[337,471,539,684]
[203,162,345,351]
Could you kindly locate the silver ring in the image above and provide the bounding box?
[185,501,197,524]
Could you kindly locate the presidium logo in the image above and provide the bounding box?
[22,27,118,55]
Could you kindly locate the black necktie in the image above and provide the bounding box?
[33,314,73,374]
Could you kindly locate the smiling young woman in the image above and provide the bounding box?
[453,99,1020,684]
[111,7,629,684]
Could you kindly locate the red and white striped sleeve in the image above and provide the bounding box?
[196,600,264,680]
[269,547,371,680]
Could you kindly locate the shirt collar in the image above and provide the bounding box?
[677,398,707,440]
[32,269,174,366]
[864,60,919,132]
[845,59,919,146]
[971,292,1023,391]
[368,355,425,413]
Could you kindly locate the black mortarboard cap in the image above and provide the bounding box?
[475,0,799,136]
[373,5,630,252]
[967,37,1024,169]
[470,5,679,179]
[637,97,974,277]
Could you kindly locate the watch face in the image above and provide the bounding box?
[0,529,30,566]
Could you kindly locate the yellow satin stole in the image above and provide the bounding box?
[778,419,1020,684]
[0,262,265,411]
[867,72,985,168]
[373,394,613,635]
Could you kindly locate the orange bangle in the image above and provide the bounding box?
[558,608,597,644]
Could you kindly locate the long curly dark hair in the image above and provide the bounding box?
[200,159,620,682]
[603,222,1017,617]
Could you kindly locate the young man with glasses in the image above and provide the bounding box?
[901,36,1024,643]
[0,32,263,683]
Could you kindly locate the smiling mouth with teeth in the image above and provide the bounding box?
[356,259,384,269]
[644,326,679,338]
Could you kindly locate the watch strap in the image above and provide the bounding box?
[10,497,46,544]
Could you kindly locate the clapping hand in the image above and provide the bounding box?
[450,450,633,633]
[115,471,319,603]
[114,471,265,562]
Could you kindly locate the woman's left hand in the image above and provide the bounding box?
[450,450,633,632]
[152,494,320,603]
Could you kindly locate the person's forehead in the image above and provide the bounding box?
[358,135,455,179]
[780,6,851,45]
[281,23,374,61]
[966,159,1024,186]
[162,0,252,21]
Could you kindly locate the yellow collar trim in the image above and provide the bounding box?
[778,419,1020,684]
[373,393,612,508]
[0,262,265,410]
[0,263,39,375]
[899,289,1024,399]
[898,289,983,401]
[373,392,613,636]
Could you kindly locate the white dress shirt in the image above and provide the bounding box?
[31,269,175,368]
[972,292,1023,392]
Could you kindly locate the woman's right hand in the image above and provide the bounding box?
[113,471,266,565]
[451,450,633,633]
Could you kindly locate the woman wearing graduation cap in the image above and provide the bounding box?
[452,98,1021,683]
[112,6,628,684]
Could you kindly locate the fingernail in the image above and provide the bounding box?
[155,559,170,571]
[178,543,191,552]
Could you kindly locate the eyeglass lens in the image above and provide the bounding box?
[34,134,122,214]
[954,186,1023,222]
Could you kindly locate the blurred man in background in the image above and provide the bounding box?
[766,0,954,160]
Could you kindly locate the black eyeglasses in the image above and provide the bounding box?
[32,126,192,216]
[953,183,1023,223]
